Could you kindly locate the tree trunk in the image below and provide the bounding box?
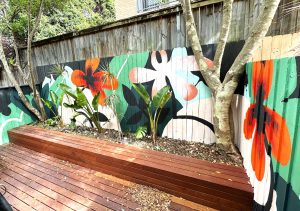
[0,34,44,121]
[180,0,281,153]
[26,0,47,120]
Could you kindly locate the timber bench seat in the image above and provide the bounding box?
[8,125,253,210]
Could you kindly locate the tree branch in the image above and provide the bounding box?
[26,0,47,120]
[0,33,43,121]
[11,33,25,77]
[180,0,220,90]
[223,0,281,85]
[214,0,233,78]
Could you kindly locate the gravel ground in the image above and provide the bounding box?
[34,123,243,167]
[127,185,171,211]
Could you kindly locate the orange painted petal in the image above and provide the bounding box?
[90,87,106,106]
[71,70,87,87]
[262,60,273,99]
[85,58,100,73]
[101,75,119,90]
[252,60,273,99]
[252,61,262,98]
[182,83,198,101]
[265,107,291,165]
[243,104,256,139]
[90,71,106,93]
[251,132,265,181]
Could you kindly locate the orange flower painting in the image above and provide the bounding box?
[71,58,118,105]
[244,60,291,181]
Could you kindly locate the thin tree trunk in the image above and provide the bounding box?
[0,33,43,121]
[26,0,47,120]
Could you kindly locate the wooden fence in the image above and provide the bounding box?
[1,0,299,87]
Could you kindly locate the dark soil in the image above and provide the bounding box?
[34,122,243,167]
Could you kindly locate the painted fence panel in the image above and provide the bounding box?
[232,32,300,210]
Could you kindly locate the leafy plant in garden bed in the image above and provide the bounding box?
[42,90,63,126]
[59,83,108,133]
[132,83,172,143]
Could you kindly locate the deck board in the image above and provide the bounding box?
[8,125,253,210]
[0,144,216,211]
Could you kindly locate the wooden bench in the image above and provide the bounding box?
[8,125,253,210]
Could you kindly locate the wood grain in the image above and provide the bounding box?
[8,125,253,210]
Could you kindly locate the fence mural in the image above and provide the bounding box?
[35,41,244,144]
[234,57,300,210]
[0,35,300,210]
[0,87,36,145]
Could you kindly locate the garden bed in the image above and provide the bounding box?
[34,122,243,167]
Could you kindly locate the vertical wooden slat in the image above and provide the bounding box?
[252,39,263,62]
[261,36,272,61]
[281,34,293,58]
[270,35,282,60]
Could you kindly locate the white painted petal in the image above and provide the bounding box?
[270,190,277,211]
[162,118,215,144]
[151,51,169,72]
[151,77,167,97]
[129,67,157,83]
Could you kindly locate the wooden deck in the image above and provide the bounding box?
[8,126,253,210]
[0,144,214,211]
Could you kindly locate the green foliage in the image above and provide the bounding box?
[59,83,103,133]
[92,91,101,111]
[42,90,59,116]
[132,83,151,105]
[3,0,66,37]
[42,90,62,125]
[132,84,172,143]
[153,86,172,109]
[49,90,59,106]
[69,112,80,130]
[50,64,65,76]
[135,126,147,139]
[35,0,115,40]
[44,116,61,127]
[2,0,115,40]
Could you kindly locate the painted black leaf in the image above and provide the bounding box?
[122,85,137,106]
[138,97,147,110]
[126,110,143,125]
[94,112,109,122]
[191,71,207,86]
[158,108,170,124]
[0,89,11,116]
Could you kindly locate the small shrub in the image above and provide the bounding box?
[135,126,147,139]
[59,83,105,133]
[132,83,172,143]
